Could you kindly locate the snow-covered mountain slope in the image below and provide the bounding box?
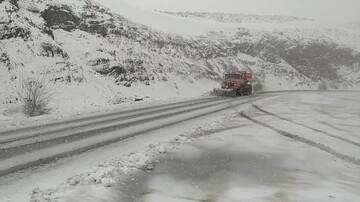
[0,0,359,117]
[342,21,360,30]
[158,11,311,24]
[92,1,237,35]
[154,11,336,31]
[0,0,221,116]
[340,21,360,36]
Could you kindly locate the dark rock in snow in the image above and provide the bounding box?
[109,65,126,76]
[134,97,143,102]
[9,0,18,8]
[41,4,80,31]
[0,26,30,41]
[0,53,11,68]
[124,82,131,87]
[79,20,110,37]
[40,43,69,59]
[41,27,54,39]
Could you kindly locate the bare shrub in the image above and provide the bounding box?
[17,76,52,117]
[318,80,328,90]
[329,82,339,89]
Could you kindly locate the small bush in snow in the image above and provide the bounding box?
[329,82,339,89]
[17,76,52,117]
[318,80,328,90]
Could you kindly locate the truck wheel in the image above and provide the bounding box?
[236,88,243,96]
[245,85,252,95]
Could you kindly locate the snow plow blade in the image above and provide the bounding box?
[212,88,236,97]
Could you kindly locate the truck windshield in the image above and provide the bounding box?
[225,74,242,79]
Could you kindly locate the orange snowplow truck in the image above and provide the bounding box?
[214,71,253,97]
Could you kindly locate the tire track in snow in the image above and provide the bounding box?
[0,97,225,147]
[0,98,233,159]
[0,106,234,177]
[0,97,220,137]
[252,105,360,148]
[240,112,360,166]
[0,96,262,177]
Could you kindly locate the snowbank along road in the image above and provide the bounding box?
[0,95,267,177]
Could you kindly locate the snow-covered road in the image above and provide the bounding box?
[1,91,359,202]
[0,94,270,201]
[113,91,360,202]
[0,96,251,176]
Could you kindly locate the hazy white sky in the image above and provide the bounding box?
[115,0,360,24]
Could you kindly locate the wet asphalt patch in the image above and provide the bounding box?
[115,143,290,202]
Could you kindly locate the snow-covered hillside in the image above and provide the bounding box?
[0,0,359,118]
[341,21,360,36]
[158,11,311,24]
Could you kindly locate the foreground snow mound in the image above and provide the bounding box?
[0,0,359,116]
[28,118,229,202]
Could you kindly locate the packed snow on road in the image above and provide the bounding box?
[1,92,359,202]
[105,92,360,202]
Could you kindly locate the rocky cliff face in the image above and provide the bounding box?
[0,0,359,113]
